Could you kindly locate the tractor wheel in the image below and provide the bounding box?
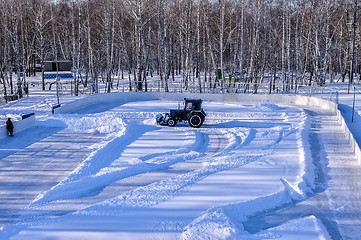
[167,118,177,127]
[188,113,204,128]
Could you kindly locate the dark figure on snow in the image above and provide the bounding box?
[6,118,14,136]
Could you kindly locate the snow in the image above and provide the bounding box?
[0,87,361,239]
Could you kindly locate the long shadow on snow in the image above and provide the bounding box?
[204,120,291,129]
[31,121,158,204]
[338,103,361,150]
[0,125,65,161]
[41,121,159,188]
[35,122,210,203]
[242,110,343,240]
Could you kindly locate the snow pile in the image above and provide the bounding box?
[37,112,126,134]
[281,178,307,201]
[181,207,240,240]
[180,185,308,240]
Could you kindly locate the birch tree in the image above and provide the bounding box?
[158,0,169,92]
[123,0,154,91]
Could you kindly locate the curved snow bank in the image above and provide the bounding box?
[180,189,304,240]
[54,92,360,165]
[0,114,35,138]
[41,113,126,134]
[181,179,326,240]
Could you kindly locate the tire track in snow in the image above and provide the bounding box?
[26,124,226,209]
[87,128,228,196]
[0,103,297,239]
[33,122,203,203]
[40,123,277,219]
[0,126,231,238]
[75,128,281,220]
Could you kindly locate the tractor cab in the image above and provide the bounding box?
[185,99,201,111]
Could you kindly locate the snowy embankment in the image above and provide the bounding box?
[1,91,357,239]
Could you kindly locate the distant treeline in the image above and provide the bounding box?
[0,0,360,96]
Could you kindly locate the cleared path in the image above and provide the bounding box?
[0,128,105,227]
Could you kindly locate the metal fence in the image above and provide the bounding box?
[1,72,361,101]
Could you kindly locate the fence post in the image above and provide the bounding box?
[336,91,339,104]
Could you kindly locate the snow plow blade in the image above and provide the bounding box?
[156,114,167,125]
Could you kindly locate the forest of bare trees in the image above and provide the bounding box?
[0,0,360,98]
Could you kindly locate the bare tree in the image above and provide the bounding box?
[349,0,358,91]
[0,0,360,97]
[158,0,169,92]
[123,0,154,91]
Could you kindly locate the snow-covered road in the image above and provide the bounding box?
[0,96,360,239]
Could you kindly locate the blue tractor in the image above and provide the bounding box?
[156,98,206,128]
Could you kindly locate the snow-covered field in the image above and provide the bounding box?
[1,86,361,239]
